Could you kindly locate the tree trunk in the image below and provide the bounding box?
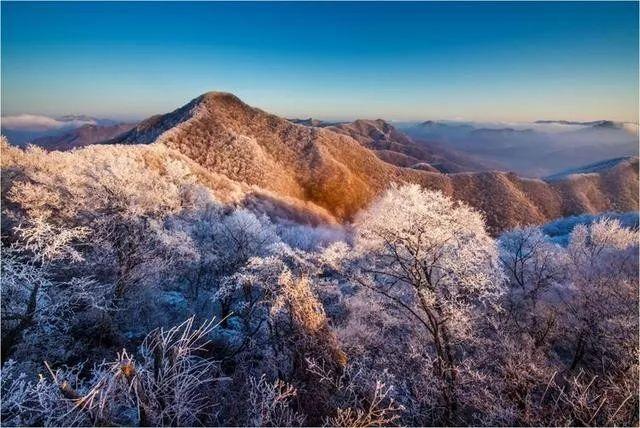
[441,324,458,421]
[569,332,586,371]
[417,292,458,424]
[1,281,40,362]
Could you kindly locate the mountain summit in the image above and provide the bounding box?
[111,92,419,219]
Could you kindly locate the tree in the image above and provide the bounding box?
[3,144,203,300]
[1,246,52,362]
[339,184,503,423]
[562,219,638,374]
[499,227,566,348]
[0,219,106,363]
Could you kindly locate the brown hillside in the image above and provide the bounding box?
[549,157,640,214]
[109,92,639,233]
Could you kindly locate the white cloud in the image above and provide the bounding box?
[437,119,594,134]
[1,114,96,131]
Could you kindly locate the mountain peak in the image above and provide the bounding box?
[197,91,245,106]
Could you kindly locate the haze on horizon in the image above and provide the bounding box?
[1,1,638,123]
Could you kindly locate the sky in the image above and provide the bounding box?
[1,1,638,122]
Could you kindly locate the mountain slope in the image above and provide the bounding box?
[109,92,639,233]
[546,157,635,180]
[546,157,639,214]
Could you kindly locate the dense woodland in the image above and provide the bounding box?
[1,139,638,426]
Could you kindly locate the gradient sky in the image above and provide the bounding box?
[1,1,638,122]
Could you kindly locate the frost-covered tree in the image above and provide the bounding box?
[1,219,109,363]
[3,144,203,299]
[562,218,638,373]
[328,184,503,423]
[1,246,52,362]
[499,227,566,347]
[215,250,344,376]
[496,219,639,426]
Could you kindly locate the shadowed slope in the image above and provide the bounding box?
[30,123,135,151]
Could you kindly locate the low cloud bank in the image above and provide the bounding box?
[1,114,97,131]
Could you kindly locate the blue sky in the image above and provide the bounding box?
[1,2,638,122]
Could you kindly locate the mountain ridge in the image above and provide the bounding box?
[107,91,639,233]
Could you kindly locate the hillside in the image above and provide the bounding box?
[546,157,639,214]
[545,156,636,179]
[108,92,639,233]
[110,92,418,220]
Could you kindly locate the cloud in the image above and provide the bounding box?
[435,119,591,134]
[1,114,96,131]
[434,119,639,135]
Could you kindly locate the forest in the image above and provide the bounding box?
[1,140,638,427]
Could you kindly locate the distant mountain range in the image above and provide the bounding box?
[29,123,135,151]
[288,118,344,128]
[402,118,638,176]
[326,119,494,173]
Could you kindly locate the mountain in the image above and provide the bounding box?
[418,120,475,132]
[545,156,637,180]
[545,156,639,216]
[108,92,639,234]
[109,93,417,220]
[412,120,476,141]
[0,129,54,147]
[324,119,489,173]
[30,123,135,150]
